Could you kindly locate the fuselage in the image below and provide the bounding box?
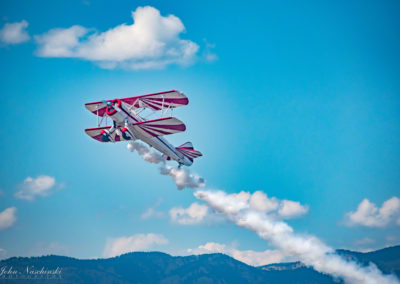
[107,101,192,166]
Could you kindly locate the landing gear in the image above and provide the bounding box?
[178,163,183,169]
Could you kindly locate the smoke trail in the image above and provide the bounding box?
[127,142,205,189]
[127,141,398,283]
[195,190,399,284]
[160,166,205,190]
[127,141,165,164]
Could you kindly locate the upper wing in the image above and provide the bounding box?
[131,117,186,138]
[122,90,188,111]
[84,90,188,116]
[84,101,108,117]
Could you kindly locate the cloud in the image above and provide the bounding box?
[103,233,168,258]
[35,6,199,70]
[203,39,218,62]
[169,202,209,225]
[141,207,165,219]
[14,175,57,201]
[141,198,165,219]
[346,197,400,228]
[278,200,309,218]
[187,242,289,266]
[0,207,17,230]
[0,20,30,44]
[195,190,398,284]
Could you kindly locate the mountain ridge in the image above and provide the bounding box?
[0,245,398,283]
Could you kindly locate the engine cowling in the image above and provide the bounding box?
[120,127,132,140]
[100,130,111,142]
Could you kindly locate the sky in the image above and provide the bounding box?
[0,0,399,267]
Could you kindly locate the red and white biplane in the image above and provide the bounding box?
[84,90,202,167]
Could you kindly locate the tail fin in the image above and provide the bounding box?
[176,142,202,162]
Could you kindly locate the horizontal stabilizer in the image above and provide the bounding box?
[179,142,193,149]
[176,142,202,162]
[131,117,186,138]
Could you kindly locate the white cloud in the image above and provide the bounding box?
[14,175,56,201]
[35,6,199,70]
[0,20,30,44]
[141,199,165,220]
[249,191,279,213]
[187,242,289,266]
[0,207,17,230]
[278,200,309,218]
[203,40,218,62]
[103,233,168,258]
[346,197,400,228]
[141,207,165,219]
[169,202,208,225]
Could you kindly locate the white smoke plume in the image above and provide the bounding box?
[127,142,205,189]
[126,141,397,283]
[160,166,205,190]
[127,141,165,164]
[194,190,399,284]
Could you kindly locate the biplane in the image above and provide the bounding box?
[84,90,202,167]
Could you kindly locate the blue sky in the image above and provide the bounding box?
[0,0,399,265]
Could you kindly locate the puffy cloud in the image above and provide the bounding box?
[346,197,400,228]
[187,242,288,266]
[0,20,30,44]
[278,200,309,219]
[103,233,168,258]
[14,175,56,201]
[35,6,199,70]
[169,202,208,225]
[249,191,279,213]
[0,207,17,230]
